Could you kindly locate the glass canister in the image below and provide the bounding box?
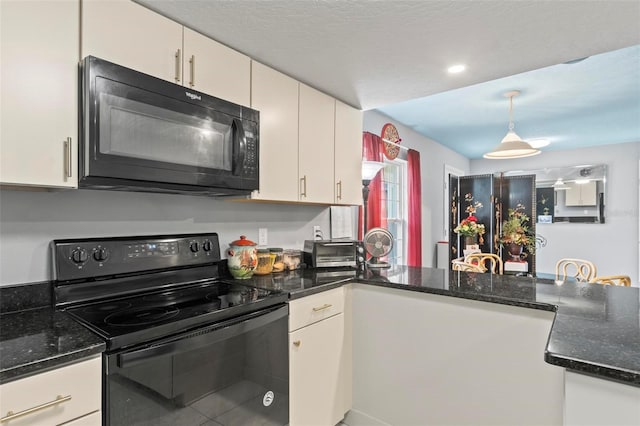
[254,249,274,275]
[269,248,285,273]
[283,249,302,271]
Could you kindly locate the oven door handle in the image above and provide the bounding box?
[117,305,287,369]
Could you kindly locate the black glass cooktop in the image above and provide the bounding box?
[65,280,286,351]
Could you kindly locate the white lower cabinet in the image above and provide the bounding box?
[289,287,351,426]
[0,356,101,426]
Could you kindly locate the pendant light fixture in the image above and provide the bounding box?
[484,90,541,159]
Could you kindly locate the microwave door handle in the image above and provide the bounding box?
[232,118,246,176]
[117,305,286,369]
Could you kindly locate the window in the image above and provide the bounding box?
[381,159,408,265]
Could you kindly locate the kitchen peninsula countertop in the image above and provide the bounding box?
[2,266,638,388]
[248,266,640,387]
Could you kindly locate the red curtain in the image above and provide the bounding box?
[407,149,422,266]
[358,132,386,239]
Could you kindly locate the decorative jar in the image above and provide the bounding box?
[226,235,257,279]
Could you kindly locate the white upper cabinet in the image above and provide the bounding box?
[250,61,299,201]
[334,101,363,205]
[81,0,183,84]
[183,28,250,107]
[82,1,250,105]
[298,84,336,204]
[1,0,79,188]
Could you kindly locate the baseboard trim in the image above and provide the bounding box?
[342,409,391,426]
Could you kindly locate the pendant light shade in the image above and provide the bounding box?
[484,91,541,159]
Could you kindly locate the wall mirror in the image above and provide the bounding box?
[502,164,606,224]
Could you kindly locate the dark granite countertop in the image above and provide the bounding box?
[0,307,105,383]
[245,266,640,387]
[2,266,638,388]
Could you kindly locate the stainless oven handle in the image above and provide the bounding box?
[321,242,356,246]
[231,119,246,176]
[117,305,287,369]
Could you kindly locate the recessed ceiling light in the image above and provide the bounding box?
[447,64,466,74]
[527,139,550,148]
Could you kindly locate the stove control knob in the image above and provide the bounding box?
[93,247,109,262]
[202,240,212,252]
[71,248,88,264]
[190,241,200,253]
[357,245,364,254]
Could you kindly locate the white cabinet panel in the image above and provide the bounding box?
[334,101,363,205]
[183,28,250,106]
[298,84,335,204]
[289,313,345,426]
[81,0,183,83]
[565,181,597,206]
[0,357,101,426]
[250,61,299,201]
[1,0,79,188]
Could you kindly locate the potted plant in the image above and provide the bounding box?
[499,203,536,261]
[454,193,486,246]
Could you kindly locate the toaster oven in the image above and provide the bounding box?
[303,240,365,268]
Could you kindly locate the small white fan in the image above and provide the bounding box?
[363,227,393,268]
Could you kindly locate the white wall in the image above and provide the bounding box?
[471,141,640,282]
[0,188,331,286]
[363,110,470,267]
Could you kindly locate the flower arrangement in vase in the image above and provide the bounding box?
[453,193,486,245]
[499,203,536,261]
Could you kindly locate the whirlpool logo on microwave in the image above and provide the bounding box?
[185,91,202,101]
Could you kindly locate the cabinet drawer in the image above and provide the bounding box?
[0,357,101,426]
[289,287,344,331]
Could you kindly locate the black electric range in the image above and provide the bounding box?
[52,233,290,426]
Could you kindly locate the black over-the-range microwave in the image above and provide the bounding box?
[79,56,259,197]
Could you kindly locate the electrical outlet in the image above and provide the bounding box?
[313,225,322,240]
[258,228,268,246]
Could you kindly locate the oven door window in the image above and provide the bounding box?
[105,307,288,426]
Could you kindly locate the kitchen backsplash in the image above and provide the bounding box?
[0,188,354,286]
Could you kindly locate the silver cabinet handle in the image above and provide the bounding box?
[312,303,332,312]
[175,49,181,83]
[189,55,195,87]
[336,180,342,200]
[300,175,307,198]
[0,395,72,423]
[64,137,72,178]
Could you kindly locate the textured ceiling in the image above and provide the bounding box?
[135,0,640,157]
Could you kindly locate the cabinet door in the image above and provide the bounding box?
[289,313,345,426]
[0,357,101,426]
[1,0,79,188]
[82,0,183,83]
[334,101,363,205]
[183,28,250,106]
[298,84,335,204]
[565,181,597,206]
[250,62,299,201]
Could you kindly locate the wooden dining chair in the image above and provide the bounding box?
[555,258,597,282]
[464,253,504,275]
[590,275,632,287]
[451,257,484,273]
